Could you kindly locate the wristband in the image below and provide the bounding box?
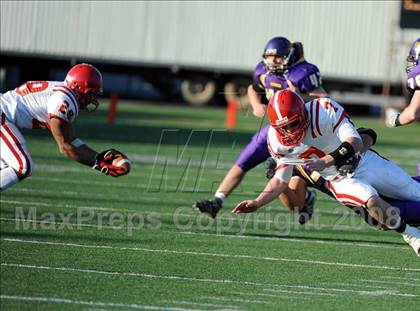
[329,142,355,167]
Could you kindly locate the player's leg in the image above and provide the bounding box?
[329,178,420,256]
[0,115,34,191]
[358,150,420,201]
[382,176,420,226]
[194,125,271,217]
[279,177,306,212]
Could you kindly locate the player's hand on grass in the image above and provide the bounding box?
[232,200,259,214]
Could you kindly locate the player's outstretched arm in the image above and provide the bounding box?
[49,118,130,177]
[398,90,420,126]
[232,177,288,214]
[50,118,97,166]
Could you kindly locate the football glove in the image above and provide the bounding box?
[93,148,126,177]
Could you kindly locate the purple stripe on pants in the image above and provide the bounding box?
[384,176,420,225]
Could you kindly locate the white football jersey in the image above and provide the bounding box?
[267,97,361,182]
[0,81,79,130]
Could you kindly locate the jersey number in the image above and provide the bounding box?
[407,75,420,90]
[309,73,321,88]
[16,81,49,96]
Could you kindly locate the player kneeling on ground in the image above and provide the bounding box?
[233,90,420,256]
[0,63,130,191]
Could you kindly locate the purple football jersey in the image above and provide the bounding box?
[406,64,420,93]
[285,61,322,94]
[252,60,322,98]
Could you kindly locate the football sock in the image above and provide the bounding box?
[401,224,418,236]
[214,191,226,203]
[0,167,19,190]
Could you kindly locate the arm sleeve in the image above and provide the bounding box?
[316,98,361,142]
[47,91,77,123]
[336,119,361,142]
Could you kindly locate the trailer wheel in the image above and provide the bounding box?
[223,80,250,110]
[181,79,216,106]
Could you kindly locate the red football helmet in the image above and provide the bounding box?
[267,90,309,146]
[64,63,103,112]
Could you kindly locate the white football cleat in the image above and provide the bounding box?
[402,225,420,257]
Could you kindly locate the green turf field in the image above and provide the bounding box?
[1,100,419,311]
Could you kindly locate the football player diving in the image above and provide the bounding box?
[194,36,327,221]
[233,90,420,256]
[265,127,420,227]
[0,63,130,191]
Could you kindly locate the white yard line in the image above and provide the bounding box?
[0,295,202,311]
[319,281,394,290]
[264,285,417,298]
[160,300,239,309]
[2,238,419,273]
[380,276,420,282]
[175,230,408,251]
[359,279,420,287]
[231,290,331,298]
[0,216,409,251]
[1,262,417,298]
[202,296,272,305]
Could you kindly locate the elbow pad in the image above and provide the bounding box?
[357,128,377,145]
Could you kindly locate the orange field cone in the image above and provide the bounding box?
[225,99,237,129]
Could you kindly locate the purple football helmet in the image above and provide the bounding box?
[262,37,303,72]
[406,38,420,73]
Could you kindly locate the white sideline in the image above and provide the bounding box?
[2,238,420,273]
[0,295,202,311]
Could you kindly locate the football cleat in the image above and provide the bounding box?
[298,190,316,225]
[402,225,420,257]
[193,198,223,218]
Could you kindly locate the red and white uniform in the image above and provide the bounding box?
[0,81,79,176]
[268,98,420,207]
